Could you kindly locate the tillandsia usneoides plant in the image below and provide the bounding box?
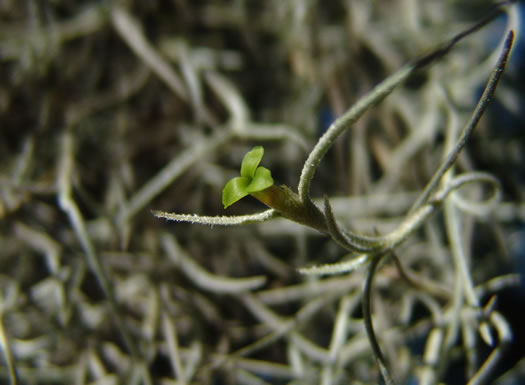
[153,2,519,384]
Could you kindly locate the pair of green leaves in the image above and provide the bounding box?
[222,146,274,208]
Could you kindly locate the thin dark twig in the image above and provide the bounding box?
[413,1,513,69]
[363,252,396,385]
[323,196,384,252]
[390,251,451,301]
[409,30,514,213]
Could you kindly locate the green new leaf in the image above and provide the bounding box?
[246,167,273,193]
[222,177,251,208]
[222,147,274,208]
[240,146,264,178]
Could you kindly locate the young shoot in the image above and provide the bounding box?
[222,146,274,208]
